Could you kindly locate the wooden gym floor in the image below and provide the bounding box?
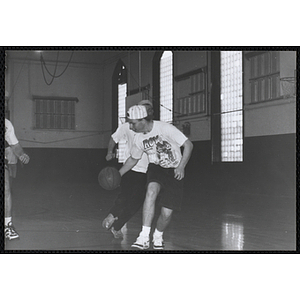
[4,166,296,252]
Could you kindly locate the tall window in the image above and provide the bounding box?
[220,51,243,162]
[117,64,127,163]
[160,51,173,123]
[118,83,127,127]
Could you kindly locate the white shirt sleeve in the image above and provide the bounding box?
[130,135,144,160]
[164,122,188,146]
[5,119,19,146]
[111,123,128,143]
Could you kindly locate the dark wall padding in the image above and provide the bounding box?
[16,133,295,198]
[15,148,119,186]
[185,133,296,197]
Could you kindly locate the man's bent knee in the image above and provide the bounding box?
[161,206,173,219]
[146,182,161,200]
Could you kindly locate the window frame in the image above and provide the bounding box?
[33,96,78,130]
[247,51,281,103]
[159,51,174,123]
[174,67,208,118]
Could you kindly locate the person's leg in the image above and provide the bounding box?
[131,182,161,249]
[4,167,19,240]
[142,182,161,227]
[152,168,184,249]
[5,168,12,220]
[112,172,146,231]
[102,172,132,229]
[8,164,17,189]
[108,176,129,217]
[152,206,173,249]
[156,206,173,232]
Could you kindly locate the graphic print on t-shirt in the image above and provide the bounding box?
[142,134,180,168]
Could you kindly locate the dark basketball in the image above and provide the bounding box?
[98,167,121,190]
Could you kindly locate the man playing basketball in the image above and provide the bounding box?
[5,118,30,240]
[102,100,153,239]
[119,105,193,250]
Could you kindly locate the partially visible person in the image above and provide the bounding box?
[5,118,30,240]
[5,139,18,188]
[119,105,193,250]
[102,100,153,239]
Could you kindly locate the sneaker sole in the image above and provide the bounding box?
[6,235,19,240]
[131,244,149,250]
[153,246,164,250]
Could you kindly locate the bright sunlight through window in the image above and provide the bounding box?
[160,51,173,123]
[118,83,127,162]
[220,51,243,162]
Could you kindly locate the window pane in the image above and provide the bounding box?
[34,98,76,130]
[118,82,127,163]
[249,52,280,102]
[160,51,173,123]
[118,83,127,126]
[220,51,243,162]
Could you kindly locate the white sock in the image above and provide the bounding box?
[140,226,151,237]
[153,228,163,238]
[5,217,12,226]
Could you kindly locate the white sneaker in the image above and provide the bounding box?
[153,235,165,250]
[5,222,19,240]
[131,234,150,250]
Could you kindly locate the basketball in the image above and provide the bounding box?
[98,167,121,190]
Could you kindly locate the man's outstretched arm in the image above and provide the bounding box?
[119,156,139,176]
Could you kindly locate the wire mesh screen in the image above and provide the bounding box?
[220,51,243,162]
[34,99,75,129]
[118,83,127,163]
[160,51,173,123]
[280,77,296,98]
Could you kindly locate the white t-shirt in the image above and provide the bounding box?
[5,119,19,163]
[112,122,149,173]
[5,119,19,146]
[131,121,188,168]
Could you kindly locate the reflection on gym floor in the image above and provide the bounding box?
[222,214,244,250]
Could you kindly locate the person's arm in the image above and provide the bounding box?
[5,119,29,164]
[174,139,193,180]
[106,137,116,161]
[10,143,30,164]
[119,156,139,177]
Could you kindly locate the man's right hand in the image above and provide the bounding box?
[106,153,115,161]
[19,153,30,164]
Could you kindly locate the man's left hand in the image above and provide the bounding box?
[174,166,185,180]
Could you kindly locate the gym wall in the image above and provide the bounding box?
[5,49,296,197]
